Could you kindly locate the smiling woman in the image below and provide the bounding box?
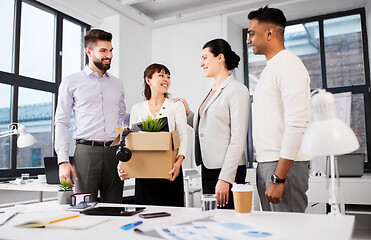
[175,38,250,210]
[118,63,188,207]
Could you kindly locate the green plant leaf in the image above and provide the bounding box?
[139,115,164,132]
[59,179,73,191]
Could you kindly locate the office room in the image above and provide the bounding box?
[0,0,371,239]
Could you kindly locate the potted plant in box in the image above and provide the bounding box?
[139,115,165,132]
[58,180,74,205]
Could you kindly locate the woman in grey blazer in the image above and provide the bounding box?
[175,39,250,209]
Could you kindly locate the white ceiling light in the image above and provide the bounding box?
[120,0,149,5]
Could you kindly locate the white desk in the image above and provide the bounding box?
[0,180,59,202]
[0,179,136,203]
[0,202,355,240]
[307,173,371,214]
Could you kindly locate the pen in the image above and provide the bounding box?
[122,220,143,230]
[49,215,79,224]
[0,212,19,226]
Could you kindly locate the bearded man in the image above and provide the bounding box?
[55,29,130,203]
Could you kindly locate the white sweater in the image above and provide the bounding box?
[252,49,312,162]
[130,98,188,159]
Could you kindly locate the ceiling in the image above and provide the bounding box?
[98,0,295,28]
[47,0,369,28]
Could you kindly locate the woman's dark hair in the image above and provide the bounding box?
[248,6,286,29]
[143,63,170,100]
[84,29,112,48]
[203,39,240,70]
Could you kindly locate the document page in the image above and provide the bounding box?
[156,221,273,240]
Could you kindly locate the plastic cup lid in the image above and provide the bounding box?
[231,183,254,192]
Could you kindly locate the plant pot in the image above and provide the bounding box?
[253,162,258,169]
[58,190,73,205]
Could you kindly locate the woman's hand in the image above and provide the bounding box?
[173,98,191,116]
[117,162,129,181]
[168,155,184,181]
[215,179,230,207]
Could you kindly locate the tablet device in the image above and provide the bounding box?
[81,207,145,216]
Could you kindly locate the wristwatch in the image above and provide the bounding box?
[271,174,286,184]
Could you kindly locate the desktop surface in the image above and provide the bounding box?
[0,202,354,240]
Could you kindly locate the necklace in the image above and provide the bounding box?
[148,99,165,117]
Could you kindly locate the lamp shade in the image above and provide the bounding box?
[301,89,359,156]
[17,124,37,148]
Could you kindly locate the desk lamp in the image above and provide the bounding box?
[301,89,359,215]
[0,123,37,148]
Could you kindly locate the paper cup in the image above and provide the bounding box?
[232,183,254,213]
[37,174,47,183]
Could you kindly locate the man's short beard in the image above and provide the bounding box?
[93,59,111,71]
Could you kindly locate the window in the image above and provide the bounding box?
[0,84,11,169]
[243,8,371,171]
[17,87,53,168]
[0,0,15,73]
[30,148,41,167]
[0,0,89,179]
[62,18,85,80]
[324,15,365,87]
[19,1,55,82]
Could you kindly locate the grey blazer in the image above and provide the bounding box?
[187,76,250,183]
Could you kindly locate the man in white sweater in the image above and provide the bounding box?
[247,6,312,212]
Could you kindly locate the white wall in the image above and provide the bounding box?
[118,16,152,111]
[152,15,223,115]
[100,15,121,78]
[225,17,245,84]
[100,14,152,114]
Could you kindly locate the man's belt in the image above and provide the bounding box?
[76,139,113,147]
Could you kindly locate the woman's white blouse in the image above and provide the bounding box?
[130,98,188,158]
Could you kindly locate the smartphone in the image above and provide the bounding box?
[139,212,171,219]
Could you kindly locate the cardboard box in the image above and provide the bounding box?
[111,131,179,179]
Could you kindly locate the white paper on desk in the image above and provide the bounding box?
[156,221,261,240]
[0,212,17,225]
[137,213,206,232]
[20,202,64,213]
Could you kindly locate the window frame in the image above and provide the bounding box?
[0,0,89,179]
[243,8,371,172]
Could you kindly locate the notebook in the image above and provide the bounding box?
[15,212,110,229]
[43,157,74,184]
